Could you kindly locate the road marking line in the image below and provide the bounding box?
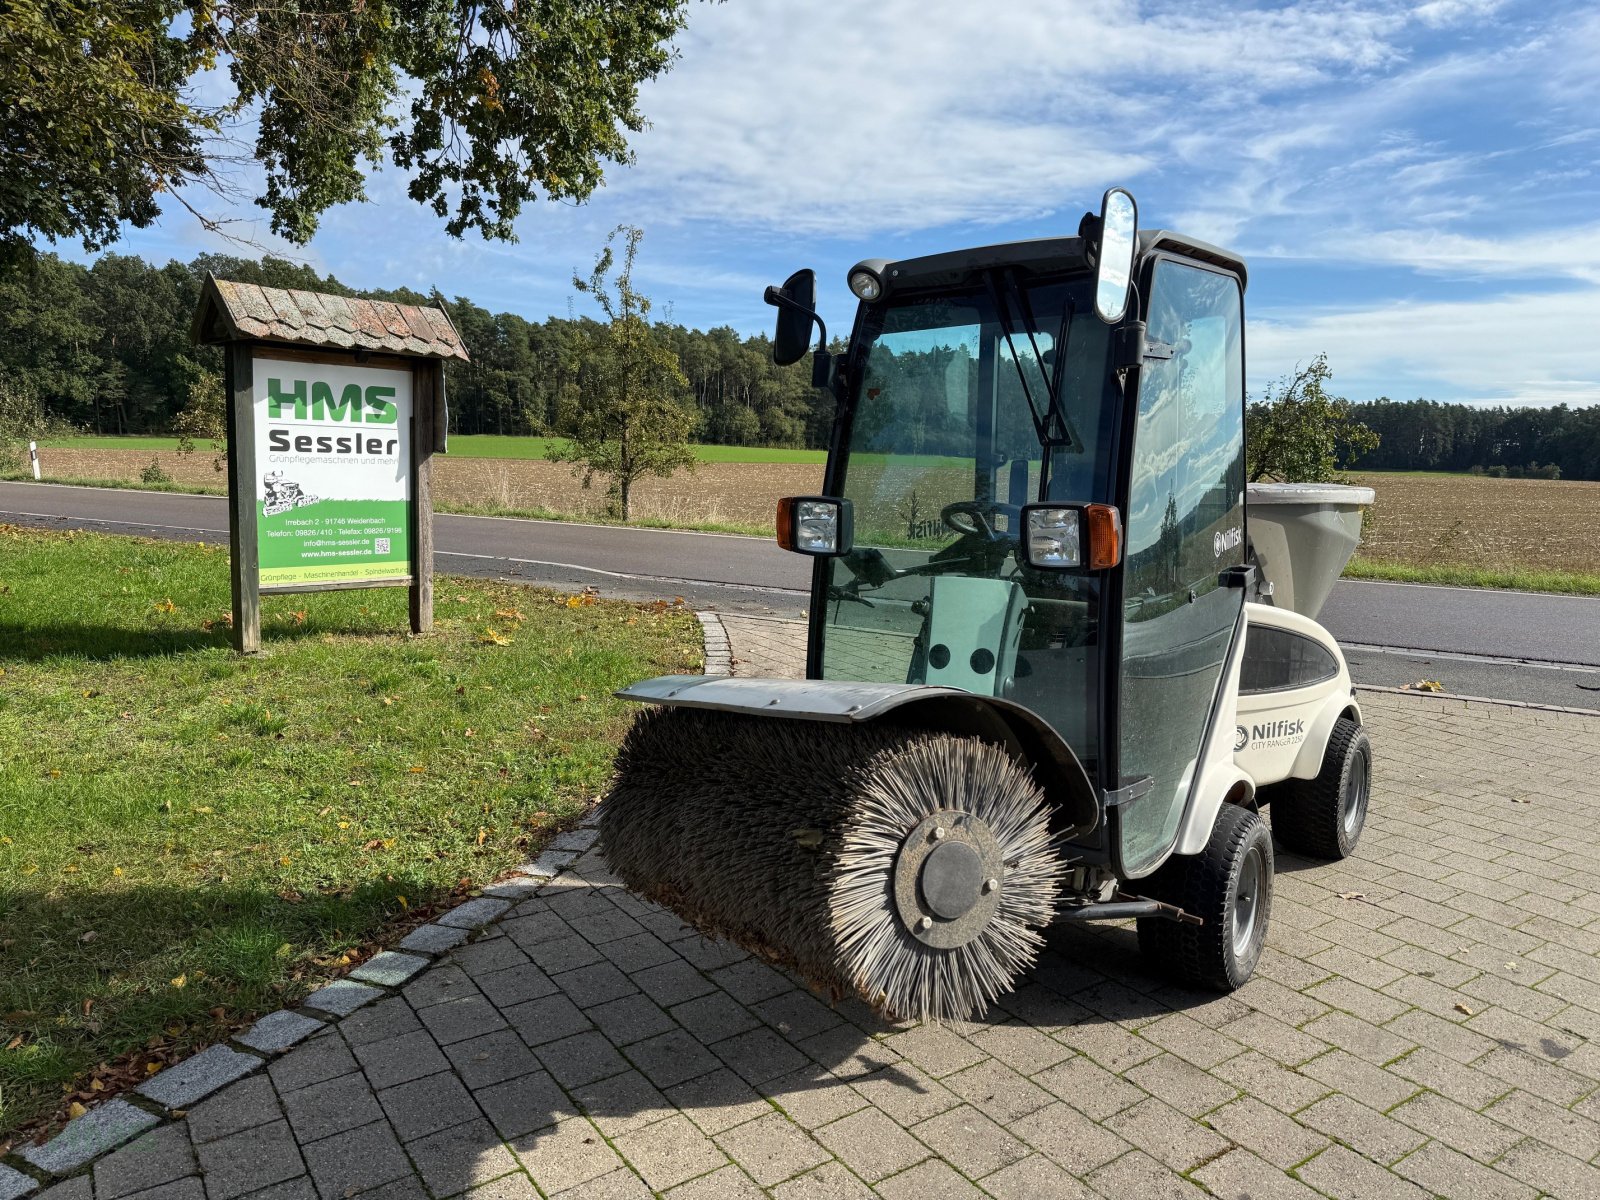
[434,550,807,596]
[1341,642,1600,673]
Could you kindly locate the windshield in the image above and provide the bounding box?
[818,276,1117,770]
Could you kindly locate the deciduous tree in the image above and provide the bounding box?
[548,227,695,520]
[1246,354,1380,483]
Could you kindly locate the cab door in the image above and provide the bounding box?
[1114,257,1247,877]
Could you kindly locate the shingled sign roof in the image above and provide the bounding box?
[191,274,469,361]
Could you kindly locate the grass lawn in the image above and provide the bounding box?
[0,525,700,1138]
[1342,555,1600,596]
[38,434,830,466]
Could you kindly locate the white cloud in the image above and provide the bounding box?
[1251,286,1600,406]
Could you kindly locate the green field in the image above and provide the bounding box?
[0,525,700,1136]
[40,434,830,465]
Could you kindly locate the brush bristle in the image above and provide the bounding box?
[600,707,1066,1021]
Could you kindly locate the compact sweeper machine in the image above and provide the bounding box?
[601,189,1375,1020]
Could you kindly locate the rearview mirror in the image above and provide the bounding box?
[765,269,820,366]
[1093,188,1138,324]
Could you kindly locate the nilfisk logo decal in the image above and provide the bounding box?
[1237,718,1307,752]
[1213,526,1244,557]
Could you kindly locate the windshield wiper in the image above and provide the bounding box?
[984,269,1078,453]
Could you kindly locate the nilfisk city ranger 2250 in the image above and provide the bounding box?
[601,189,1375,1021]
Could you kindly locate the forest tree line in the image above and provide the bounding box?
[3,250,1599,478]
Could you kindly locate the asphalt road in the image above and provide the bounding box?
[4,481,1597,708]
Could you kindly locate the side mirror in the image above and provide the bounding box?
[765,269,821,366]
[1093,187,1138,324]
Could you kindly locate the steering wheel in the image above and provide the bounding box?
[940,500,1020,541]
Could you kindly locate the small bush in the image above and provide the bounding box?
[140,457,173,485]
[1486,465,1508,478]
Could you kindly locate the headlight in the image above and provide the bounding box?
[1024,507,1082,568]
[848,270,882,302]
[795,500,840,554]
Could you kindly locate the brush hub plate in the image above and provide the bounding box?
[894,810,1004,949]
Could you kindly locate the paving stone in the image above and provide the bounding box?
[749,991,843,1043]
[664,1067,773,1136]
[612,1113,726,1190]
[625,1028,722,1089]
[186,1076,282,1145]
[1190,1148,1327,1200]
[1205,1096,1330,1170]
[1294,1144,1430,1200]
[846,1062,956,1127]
[18,1099,162,1175]
[525,935,606,976]
[1084,1149,1210,1200]
[798,1024,902,1083]
[447,1028,543,1090]
[940,1058,1051,1125]
[535,1030,628,1088]
[349,951,433,988]
[1122,1052,1237,1116]
[418,994,509,1046]
[598,933,679,975]
[438,898,513,929]
[481,880,543,900]
[477,964,558,1009]
[110,1181,207,1200]
[1392,1142,1538,1200]
[769,1161,874,1199]
[400,962,477,1009]
[300,1119,414,1198]
[713,1112,830,1186]
[587,994,675,1047]
[94,1123,197,1200]
[908,1103,1028,1177]
[551,962,636,1009]
[1005,1101,1130,1176]
[812,1106,926,1182]
[477,1069,579,1139]
[398,923,471,954]
[713,1027,809,1086]
[281,1071,385,1142]
[378,1069,482,1141]
[705,960,788,1005]
[235,1010,325,1055]
[339,997,424,1047]
[1296,1049,1417,1111]
[1102,1095,1231,1172]
[33,1180,89,1200]
[1483,1088,1600,1161]
[566,910,647,947]
[511,1117,623,1194]
[513,850,578,879]
[301,978,384,1017]
[629,961,718,1007]
[759,1065,872,1130]
[1030,1054,1144,1121]
[873,1157,984,1199]
[980,1154,1098,1200]
[553,1166,652,1199]
[1388,1090,1522,1163]
[193,1120,305,1200]
[139,1044,262,1109]
[449,937,531,976]
[882,1025,986,1079]
[551,830,599,854]
[1299,1093,1427,1164]
[668,991,759,1045]
[570,1069,675,1138]
[352,1029,451,1090]
[0,1166,39,1200]
[406,1116,519,1197]
[270,1032,359,1095]
[664,1164,764,1199]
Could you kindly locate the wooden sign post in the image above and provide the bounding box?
[191,276,468,653]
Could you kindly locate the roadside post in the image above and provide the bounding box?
[28,440,39,480]
[190,275,468,653]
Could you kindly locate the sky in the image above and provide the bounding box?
[58,0,1600,408]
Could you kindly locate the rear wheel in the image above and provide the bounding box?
[1137,803,1273,991]
[1269,718,1371,860]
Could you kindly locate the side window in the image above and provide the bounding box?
[1117,260,1246,876]
[1240,626,1339,694]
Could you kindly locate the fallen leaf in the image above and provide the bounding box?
[1336,891,1366,902]
[145,1062,162,1074]
[396,895,408,909]
[67,1101,87,1119]
[112,867,124,877]
[152,598,176,613]
[278,856,292,867]
[338,821,350,830]
[170,974,187,989]
[1407,679,1444,693]
[408,765,426,774]
[478,627,512,645]
[78,931,98,944]
[4,1035,22,1051]
[1454,1002,1473,1016]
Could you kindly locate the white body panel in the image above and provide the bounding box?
[1170,601,1358,859]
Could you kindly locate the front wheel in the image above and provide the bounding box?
[1269,718,1371,860]
[1137,804,1273,991]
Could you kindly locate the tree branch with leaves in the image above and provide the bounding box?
[1246,353,1380,483]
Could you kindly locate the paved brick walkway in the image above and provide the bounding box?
[9,616,1600,1199]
